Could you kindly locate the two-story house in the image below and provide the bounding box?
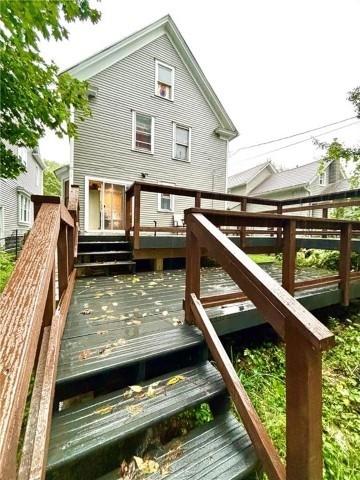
[57,15,238,234]
[0,147,44,246]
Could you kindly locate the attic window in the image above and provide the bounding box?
[319,171,327,186]
[155,60,174,101]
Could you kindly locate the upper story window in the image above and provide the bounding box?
[319,170,327,186]
[18,147,27,167]
[155,60,174,101]
[132,111,155,154]
[35,165,40,187]
[18,193,30,224]
[173,124,191,162]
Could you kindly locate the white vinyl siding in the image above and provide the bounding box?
[18,193,30,224]
[132,111,155,154]
[173,123,191,162]
[155,60,174,101]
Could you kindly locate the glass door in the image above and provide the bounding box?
[88,180,125,231]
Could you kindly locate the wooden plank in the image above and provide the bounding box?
[57,223,68,298]
[188,212,335,351]
[294,275,340,291]
[18,327,51,480]
[339,223,352,306]
[67,226,74,272]
[286,322,322,479]
[201,291,248,308]
[266,199,360,214]
[195,191,201,208]
[185,216,201,325]
[190,294,285,480]
[67,185,79,212]
[60,204,74,228]
[240,198,247,249]
[279,187,360,206]
[133,184,141,250]
[0,203,60,479]
[282,220,296,295]
[43,260,55,327]
[27,270,76,480]
[125,191,132,240]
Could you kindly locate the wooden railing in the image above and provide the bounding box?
[183,209,344,479]
[0,188,79,479]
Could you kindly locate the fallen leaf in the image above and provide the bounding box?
[79,350,92,360]
[167,375,185,386]
[126,404,143,416]
[112,302,118,306]
[133,457,159,474]
[146,385,156,397]
[129,385,143,393]
[162,311,168,316]
[95,405,114,415]
[101,306,108,311]
[96,330,109,335]
[80,309,93,315]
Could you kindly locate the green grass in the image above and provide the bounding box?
[0,251,15,293]
[234,308,360,479]
[248,254,275,264]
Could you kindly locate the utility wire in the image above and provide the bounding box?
[229,116,357,157]
[237,120,360,163]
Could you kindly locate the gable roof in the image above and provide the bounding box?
[65,15,238,139]
[228,161,274,189]
[250,160,320,195]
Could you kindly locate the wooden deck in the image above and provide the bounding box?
[56,265,344,393]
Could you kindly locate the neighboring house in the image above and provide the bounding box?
[0,147,44,243]
[56,15,237,233]
[228,159,350,213]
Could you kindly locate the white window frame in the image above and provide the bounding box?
[172,123,192,162]
[319,170,327,186]
[131,110,155,154]
[18,147,27,167]
[158,183,175,213]
[35,165,40,187]
[18,193,31,225]
[155,60,175,101]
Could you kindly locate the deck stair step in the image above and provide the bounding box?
[98,412,257,480]
[47,362,226,479]
[75,260,136,268]
[77,250,131,256]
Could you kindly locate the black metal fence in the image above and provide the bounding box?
[0,230,24,259]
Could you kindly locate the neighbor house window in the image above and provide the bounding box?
[132,111,155,153]
[158,184,175,212]
[18,147,27,167]
[35,165,40,187]
[155,60,174,101]
[173,124,191,161]
[319,171,327,185]
[18,193,30,224]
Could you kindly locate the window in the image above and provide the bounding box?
[158,184,175,212]
[155,60,174,101]
[319,171,327,186]
[173,124,191,161]
[18,147,27,167]
[35,165,40,187]
[132,111,154,153]
[18,193,30,224]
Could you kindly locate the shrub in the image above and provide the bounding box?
[0,251,15,292]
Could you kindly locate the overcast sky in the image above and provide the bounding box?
[39,0,360,176]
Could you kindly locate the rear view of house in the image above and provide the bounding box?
[58,15,237,235]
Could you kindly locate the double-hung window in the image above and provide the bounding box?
[158,183,175,212]
[132,111,154,153]
[319,171,327,186]
[173,124,191,162]
[18,193,30,224]
[18,147,27,167]
[155,60,174,101]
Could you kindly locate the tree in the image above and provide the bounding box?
[43,160,61,196]
[0,0,101,179]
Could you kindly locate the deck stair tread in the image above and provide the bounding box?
[75,260,136,268]
[77,250,131,255]
[78,241,129,245]
[48,362,225,473]
[57,325,203,385]
[98,413,257,480]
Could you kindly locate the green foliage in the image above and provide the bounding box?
[248,254,275,264]
[235,313,360,479]
[296,249,360,271]
[0,250,15,292]
[0,0,101,178]
[43,160,61,196]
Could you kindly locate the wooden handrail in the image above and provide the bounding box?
[0,195,79,478]
[184,210,339,480]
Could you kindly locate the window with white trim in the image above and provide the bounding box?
[35,165,40,187]
[132,111,154,153]
[18,193,31,224]
[319,170,327,186]
[155,60,174,101]
[173,124,191,162]
[158,184,175,212]
[18,147,27,167]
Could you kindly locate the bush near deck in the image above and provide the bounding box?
[235,309,360,479]
[0,251,15,293]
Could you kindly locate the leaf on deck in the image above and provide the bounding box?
[112,302,118,306]
[126,404,143,416]
[101,306,108,311]
[79,350,92,360]
[129,385,143,393]
[166,375,185,386]
[80,309,93,315]
[162,311,168,316]
[96,330,109,335]
[133,456,159,474]
[95,405,114,415]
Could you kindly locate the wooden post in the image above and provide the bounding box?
[277,204,283,248]
[322,208,329,239]
[195,192,201,208]
[32,195,60,220]
[339,223,352,306]
[240,198,247,249]
[185,215,201,325]
[133,184,141,250]
[154,257,164,272]
[282,220,296,295]
[57,223,69,298]
[125,191,132,240]
[286,323,323,480]
[67,225,74,272]
[43,259,55,327]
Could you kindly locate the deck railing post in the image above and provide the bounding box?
[43,259,56,327]
[282,220,296,295]
[185,215,200,325]
[58,222,69,298]
[133,184,141,250]
[240,198,247,249]
[125,190,133,240]
[195,192,201,208]
[339,223,352,306]
[277,204,283,248]
[286,323,323,480]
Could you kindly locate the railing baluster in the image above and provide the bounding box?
[195,191,201,208]
[339,223,352,306]
[43,259,56,327]
[277,204,283,248]
[57,223,69,298]
[286,323,322,479]
[240,198,247,249]
[133,184,141,250]
[185,216,200,325]
[125,190,132,240]
[282,220,296,295]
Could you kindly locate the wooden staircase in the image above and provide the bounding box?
[76,235,136,275]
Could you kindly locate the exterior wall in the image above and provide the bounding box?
[246,187,310,214]
[245,166,272,195]
[73,34,228,232]
[0,149,43,239]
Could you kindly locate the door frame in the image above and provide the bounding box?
[84,176,132,233]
